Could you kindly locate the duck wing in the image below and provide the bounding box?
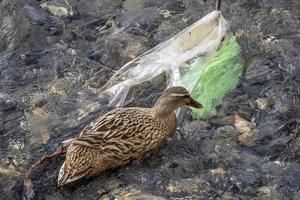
[72,108,153,152]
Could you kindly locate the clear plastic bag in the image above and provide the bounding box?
[100,11,228,108]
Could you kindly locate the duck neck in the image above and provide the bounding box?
[152,101,177,118]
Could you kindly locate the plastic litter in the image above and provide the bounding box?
[99,11,244,119]
[185,33,244,119]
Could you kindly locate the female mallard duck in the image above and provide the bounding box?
[58,86,202,186]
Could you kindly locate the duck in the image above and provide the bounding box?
[57,86,203,186]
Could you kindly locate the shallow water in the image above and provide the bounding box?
[0,0,300,199]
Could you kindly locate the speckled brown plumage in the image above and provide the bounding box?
[58,86,203,186]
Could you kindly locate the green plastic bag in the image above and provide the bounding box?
[182,33,244,119]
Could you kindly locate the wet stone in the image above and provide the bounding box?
[166,178,202,196]
[233,115,251,128]
[209,116,234,126]
[183,120,211,132]
[112,188,166,200]
[0,160,22,177]
[210,167,226,177]
[237,129,258,147]
[221,192,235,200]
[256,97,269,110]
[40,2,72,17]
[256,185,279,200]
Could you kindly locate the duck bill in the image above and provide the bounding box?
[189,97,203,109]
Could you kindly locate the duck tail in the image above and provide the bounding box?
[57,162,86,187]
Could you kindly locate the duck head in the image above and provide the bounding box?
[152,86,203,116]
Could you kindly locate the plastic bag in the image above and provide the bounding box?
[99,11,244,119]
[100,11,227,104]
[184,33,244,119]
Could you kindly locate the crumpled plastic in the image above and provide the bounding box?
[99,11,244,119]
[185,33,244,119]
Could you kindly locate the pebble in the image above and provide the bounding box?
[101,188,166,200]
[221,192,235,200]
[234,114,256,147]
[40,3,72,17]
[159,9,174,18]
[256,98,268,110]
[234,114,256,134]
[257,185,279,199]
[183,120,211,132]
[0,162,22,177]
[166,179,200,195]
[210,167,226,177]
[9,141,25,150]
